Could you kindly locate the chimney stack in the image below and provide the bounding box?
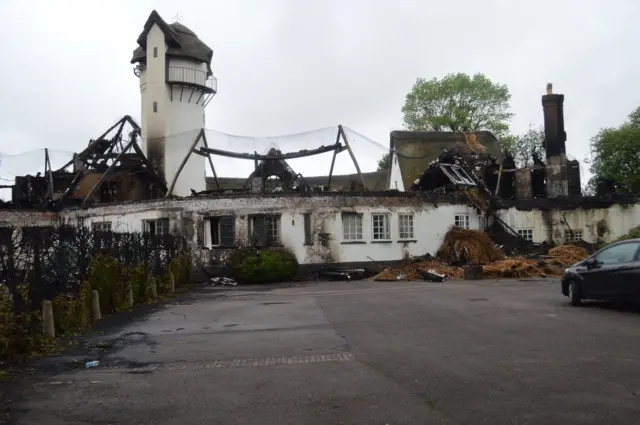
[542,83,568,197]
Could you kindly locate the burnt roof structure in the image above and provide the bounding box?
[390,130,503,190]
[131,10,214,74]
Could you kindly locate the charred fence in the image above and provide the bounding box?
[0,225,187,313]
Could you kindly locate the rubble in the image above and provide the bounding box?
[371,242,589,282]
[437,227,505,265]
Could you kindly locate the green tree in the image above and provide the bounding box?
[510,125,545,168]
[402,73,513,138]
[589,106,640,194]
[377,152,391,171]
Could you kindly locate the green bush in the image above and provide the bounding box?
[615,226,640,242]
[88,254,129,313]
[0,293,47,360]
[227,247,298,284]
[129,263,152,304]
[52,281,92,335]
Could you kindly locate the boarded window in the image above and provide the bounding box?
[304,213,312,245]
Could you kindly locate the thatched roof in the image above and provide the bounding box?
[391,131,504,190]
[131,10,213,74]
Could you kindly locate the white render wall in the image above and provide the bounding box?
[138,24,207,197]
[496,203,640,244]
[56,196,481,265]
[388,152,405,191]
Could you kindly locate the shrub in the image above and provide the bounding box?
[52,281,92,335]
[129,263,152,304]
[0,293,47,360]
[615,226,640,242]
[87,254,129,313]
[227,247,298,284]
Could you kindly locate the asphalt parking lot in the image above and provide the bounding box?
[6,278,640,425]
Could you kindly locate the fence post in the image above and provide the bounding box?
[91,290,102,322]
[150,278,158,300]
[42,300,55,338]
[127,285,134,309]
[169,271,175,293]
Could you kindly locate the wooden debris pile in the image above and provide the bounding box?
[437,227,505,265]
[547,245,589,267]
[372,260,464,282]
[482,258,546,279]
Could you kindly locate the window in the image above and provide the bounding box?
[92,222,112,232]
[398,214,414,240]
[264,175,283,192]
[372,213,391,241]
[153,102,158,113]
[144,218,169,236]
[204,216,235,247]
[304,213,312,245]
[517,228,533,241]
[250,215,280,246]
[439,164,476,187]
[153,46,158,58]
[342,213,363,241]
[595,242,640,265]
[454,214,470,229]
[564,229,583,242]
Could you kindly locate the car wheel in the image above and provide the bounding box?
[568,281,582,306]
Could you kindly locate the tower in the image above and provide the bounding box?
[131,10,217,196]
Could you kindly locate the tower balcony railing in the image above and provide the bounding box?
[167,67,217,94]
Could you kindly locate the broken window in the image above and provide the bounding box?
[454,214,470,229]
[564,229,584,243]
[264,175,283,192]
[204,216,235,247]
[143,218,169,236]
[517,228,534,241]
[372,213,391,241]
[398,214,414,240]
[439,164,476,187]
[250,215,280,247]
[342,213,363,241]
[91,222,112,232]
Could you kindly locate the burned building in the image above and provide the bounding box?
[2,10,640,271]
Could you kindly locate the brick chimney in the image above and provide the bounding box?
[542,83,569,197]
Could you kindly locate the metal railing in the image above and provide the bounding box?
[167,67,217,92]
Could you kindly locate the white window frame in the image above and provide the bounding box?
[517,228,534,241]
[143,218,169,236]
[454,214,470,229]
[250,215,281,245]
[398,213,414,240]
[564,229,584,242]
[372,213,391,241]
[342,213,363,241]
[91,221,112,232]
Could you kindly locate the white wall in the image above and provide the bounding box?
[388,152,405,191]
[496,203,640,244]
[54,195,481,265]
[137,25,208,197]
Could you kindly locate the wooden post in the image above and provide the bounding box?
[91,290,102,322]
[150,278,158,300]
[42,301,55,338]
[169,271,176,293]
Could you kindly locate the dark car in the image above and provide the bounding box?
[562,238,640,306]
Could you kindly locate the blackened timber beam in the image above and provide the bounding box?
[200,132,220,190]
[44,148,54,199]
[338,125,366,189]
[81,138,136,208]
[199,143,344,161]
[165,129,205,198]
[327,127,342,189]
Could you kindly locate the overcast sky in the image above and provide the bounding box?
[1,0,639,181]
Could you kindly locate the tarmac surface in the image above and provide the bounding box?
[5,278,640,425]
